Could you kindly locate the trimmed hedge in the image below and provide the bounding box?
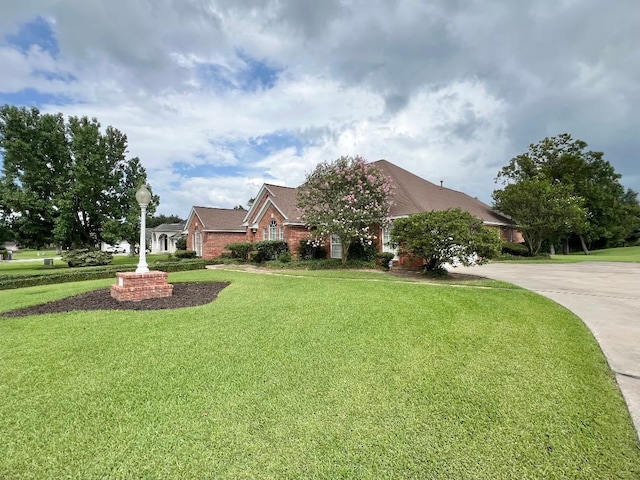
[0,260,207,290]
[225,242,253,260]
[174,250,197,259]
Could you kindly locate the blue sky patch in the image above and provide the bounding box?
[196,51,282,92]
[5,16,59,58]
[0,88,74,108]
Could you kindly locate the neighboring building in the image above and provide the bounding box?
[149,221,186,254]
[185,207,247,258]
[184,160,521,265]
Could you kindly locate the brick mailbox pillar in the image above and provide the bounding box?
[110,271,173,302]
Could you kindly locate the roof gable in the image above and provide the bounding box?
[243,183,302,227]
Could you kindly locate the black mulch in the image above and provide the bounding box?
[1,282,230,318]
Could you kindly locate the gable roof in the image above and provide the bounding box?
[372,159,512,225]
[187,206,246,232]
[243,183,303,226]
[151,221,186,232]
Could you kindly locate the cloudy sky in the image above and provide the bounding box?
[1,0,638,218]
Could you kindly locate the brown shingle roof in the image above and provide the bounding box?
[261,184,303,223]
[192,207,246,231]
[372,159,512,225]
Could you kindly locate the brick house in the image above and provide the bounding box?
[185,207,247,258]
[184,160,521,262]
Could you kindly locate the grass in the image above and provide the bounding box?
[0,253,172,276]
[1,269,639,478]
[498,245,640,264]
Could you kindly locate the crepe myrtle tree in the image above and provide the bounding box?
[390,208,502,273]
[297,155,393,264]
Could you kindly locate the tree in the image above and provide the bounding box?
[0,105,158,249]
[390,209,502,273]
[146,214,184,229]
[297,155,393,264]
[495,134,639,251]
[492,179,588,256]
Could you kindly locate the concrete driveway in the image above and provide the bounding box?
[453,261,640,439]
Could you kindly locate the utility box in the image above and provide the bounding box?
[44,258,53,266]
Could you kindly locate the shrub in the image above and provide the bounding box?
[175,238,187,250]
[62,249,113,267]
[376,252,395,270]
[347,240,377,261]
[225,242,253,260]
[253,241,289,263]
[0,259,207,290]
[501,241,530,257]
[279,252,292,263]
[298,239,327,260]
[174,250,197,259]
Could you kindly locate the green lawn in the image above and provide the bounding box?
[1,269,639,478]
[499,245,640,264]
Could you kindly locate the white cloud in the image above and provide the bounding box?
[1,0,638,220]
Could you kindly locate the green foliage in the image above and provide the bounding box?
[493,179,588,256]
[0,259,206,290]
[376,252,395,270]
[391,209,502,272]
[0,105,158,249]
[501,241,529,257]
[175,238,187,250]
[253,240,289,262]
[146,214,184,229]
[495,133,640,250]
[298,239,327,260]
[225,242,253,260]
[61,249,113,268]
[297,155,393,264]
[347,239,377,261]
[173,250,197,259]
[278,252,292,263]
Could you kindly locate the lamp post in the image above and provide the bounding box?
[135,184,152,273]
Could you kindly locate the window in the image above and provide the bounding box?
[330,235,342,259]
[269,219,277,240]
[194,230,202,257]
[382,225,398,259]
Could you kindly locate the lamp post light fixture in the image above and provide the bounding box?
[135,184,152,273]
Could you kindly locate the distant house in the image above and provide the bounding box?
[184,160,521,265]
[149,221,186,254]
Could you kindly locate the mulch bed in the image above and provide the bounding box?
[1,282,229,318]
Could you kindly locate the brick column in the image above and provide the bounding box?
[110,271,173,302]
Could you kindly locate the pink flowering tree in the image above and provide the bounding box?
[297,155,393,264]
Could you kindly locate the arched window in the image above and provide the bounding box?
[269,219,277,240]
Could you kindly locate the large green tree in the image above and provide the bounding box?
[492,179,588,256]
[495,133,639,251]
[297,155,393,264]
[390,209,502,273]
[0,105,157,249]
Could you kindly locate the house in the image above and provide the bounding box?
[184,160,521,263]
[185,207,247,257]
[149,221,186,254]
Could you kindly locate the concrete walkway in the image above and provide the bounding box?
[453,261,640,439]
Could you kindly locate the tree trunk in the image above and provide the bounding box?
[549,243,555,255]
[341,240,350,264]
[579,235,590,255]
[563,237,570,255]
